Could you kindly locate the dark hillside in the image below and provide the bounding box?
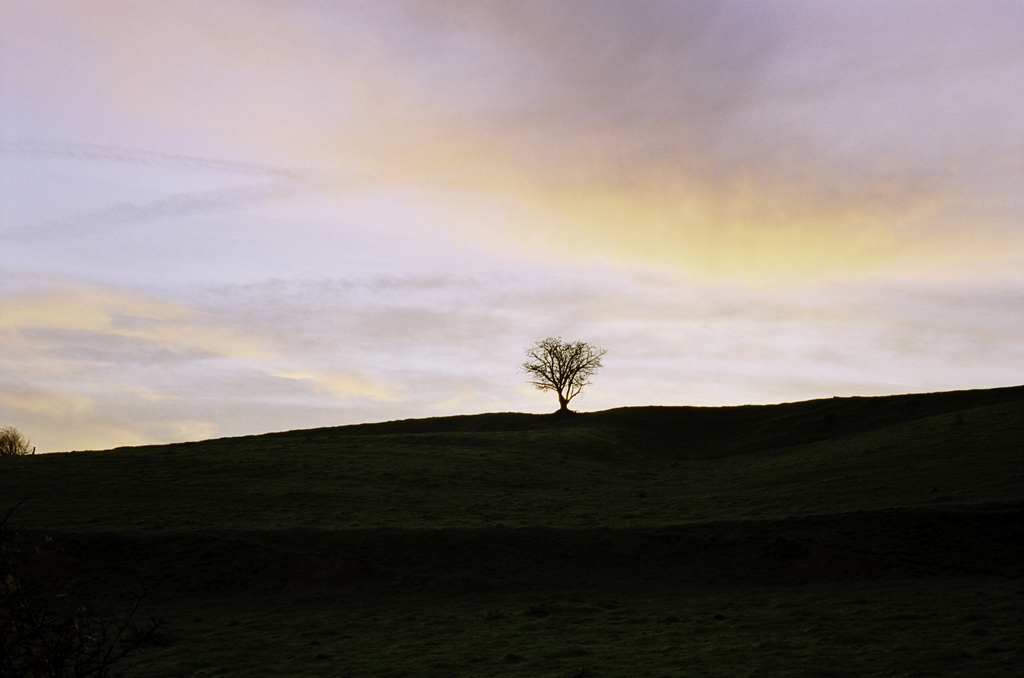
[588,383,1024,458]
[2,385,1023,533]
[2,384,1023,677]
[318,383,1024,459]
[26,500,1023,604]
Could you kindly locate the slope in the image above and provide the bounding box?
[1,386,1023,677]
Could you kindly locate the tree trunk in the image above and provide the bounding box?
[557,392,569,413]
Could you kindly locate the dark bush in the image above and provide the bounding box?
[0,427,34,456]
[1,502,163,677]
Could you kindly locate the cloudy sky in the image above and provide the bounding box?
[2,0,1022,453]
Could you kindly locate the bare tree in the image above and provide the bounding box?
[0,427,34,456]
[1,501,163,678]
[521,337,606,414]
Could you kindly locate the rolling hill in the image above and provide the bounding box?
[2,385,1022,676]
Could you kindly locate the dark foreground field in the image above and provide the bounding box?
[3,385,1024,676]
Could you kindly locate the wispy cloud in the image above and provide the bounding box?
[0,139,309,239]
[0,274,265,359]
[271,370,405,403]
[7,182,302,240]
[0,139,301,178]
[0,385,94,419]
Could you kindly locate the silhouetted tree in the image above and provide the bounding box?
[1,502,162,677]
[522,337,606,414]
[0,427,34,456]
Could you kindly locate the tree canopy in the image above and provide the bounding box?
[521,337,606,414]
[0,427,33,456]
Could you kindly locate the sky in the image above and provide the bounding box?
[1,0,1023,453]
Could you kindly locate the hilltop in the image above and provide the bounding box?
[2,384,1022,676]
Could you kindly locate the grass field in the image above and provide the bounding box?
[2,385,1023,676]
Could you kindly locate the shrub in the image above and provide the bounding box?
[1,502,163,677]
[0,427,34,456]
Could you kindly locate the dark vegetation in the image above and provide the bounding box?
[1,426,34,456]
[1,385,1022,676]
[1,502,163,677]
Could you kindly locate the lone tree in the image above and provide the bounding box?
[522,337,606,414]
[0,427,34,456]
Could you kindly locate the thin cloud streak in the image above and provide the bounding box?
[0,139,302,178]
[7,182,303,240]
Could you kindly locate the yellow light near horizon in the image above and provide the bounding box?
[0,280,266,360]
[522,176,937,281]
[414,183,900,282]
[326,115,969,282]
[271,370,405,402]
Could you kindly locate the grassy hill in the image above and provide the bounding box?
[2,385,1023,677]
